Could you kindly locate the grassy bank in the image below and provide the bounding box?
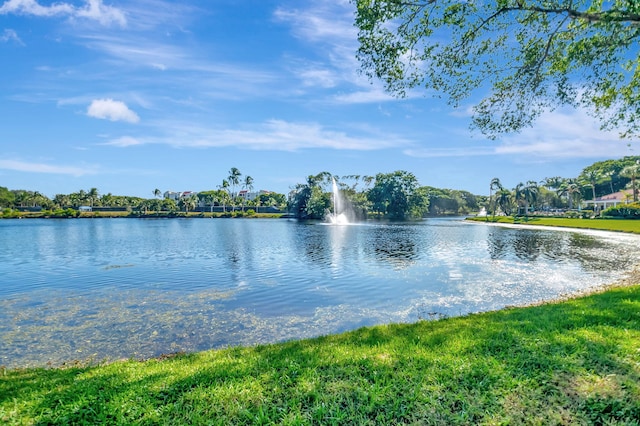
[467,216,640,234]
[2,211,287,219]
[2,281,640,425]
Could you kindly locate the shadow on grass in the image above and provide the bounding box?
[2,286,640,424]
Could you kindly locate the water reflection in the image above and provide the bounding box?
[0,218,638,368]
[365,225,420,268]
[486,227,637,272]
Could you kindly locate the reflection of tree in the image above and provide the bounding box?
[487,229,508,260]
[512,231,543,261]
[566,233,630,272]
[366,226,419,268]
[486,228,636,273]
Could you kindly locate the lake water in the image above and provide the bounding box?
[1,217,639,368]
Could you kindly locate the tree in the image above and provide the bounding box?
[288,172,332,219]
[87,188,99,207]
[579,169,602,202]
[496,188,513,216]
[178,194,198,213]
[368,170,422,219]
[218,180,230,212]
[242,175,254,212]
[558,179,582,209]
[354,0,640,138]
[0,186,15,208]
[489,177,503,217]
[228,168,241,200]
[153,188,162,199]
[620,162,640,202]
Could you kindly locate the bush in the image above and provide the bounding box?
[602,202,640,219]
[245,209,256,217]
[49,208,80,218]
[2,208,19,218]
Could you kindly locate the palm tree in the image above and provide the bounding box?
[87,188,99,207]
[242,175,254,211]
[489,177,502,217]
[153,188,162,199]
[542,176,564,191]
[178,194,198,213]
[523,180,539,214]
[496,188,512,216]
[620,163,640,202]
[558,179,581,209]
[228,167,241,198]
[580,170,601,202]
[218,180,230,212]
[53,194,70,209]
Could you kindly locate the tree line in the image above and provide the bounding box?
[1,157,638,219]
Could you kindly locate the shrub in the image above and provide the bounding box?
[49,208,80,218]
[602,202,640,219]
[245,209,256,216]
[2,208,19,218]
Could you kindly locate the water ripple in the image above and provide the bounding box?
[1,218,639,368]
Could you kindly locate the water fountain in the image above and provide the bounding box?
[327,177,349,224]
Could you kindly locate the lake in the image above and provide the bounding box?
[1,217,639,368]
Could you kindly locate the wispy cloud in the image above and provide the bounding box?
[274,1,355,43]
[0,159,98,176]
[404,108,635,159]
[404,146,496,158]
[0,0,126,27]
[102,136,144,147]
[87,99,140,123]
[497,109,634,158]
[0,28,22,44]
[274,1,386,101]
[106,119,408,151]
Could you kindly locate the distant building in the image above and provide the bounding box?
[163,191,198,202]
[584,189,634,210]
[237,190,271,201]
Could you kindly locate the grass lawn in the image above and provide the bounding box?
[2,282,640,425]
[467,216,640,234]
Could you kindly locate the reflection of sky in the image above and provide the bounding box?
[1,218,639,368]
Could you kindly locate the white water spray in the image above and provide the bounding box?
[327,177,349,224]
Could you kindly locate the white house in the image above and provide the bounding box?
[163,191,198,202]
[583,189,634,210]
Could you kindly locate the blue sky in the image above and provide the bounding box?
[0,0,636,199]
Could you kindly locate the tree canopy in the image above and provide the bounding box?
[354,0,640,138]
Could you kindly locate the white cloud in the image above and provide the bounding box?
[75,0,126,27]
[102,136,143,147]
[0,0,72,17]
[273,2,355,43]
[0,28,23,44]
[404,146,496,158]
[0,0,126,27]
[496,109,633,159]
[109,119,408,151]
[404,108,636,160]
[87,99,140,123]
[0,159,97,176]
[333,88,397,104]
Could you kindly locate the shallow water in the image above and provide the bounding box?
[1,217,638,368]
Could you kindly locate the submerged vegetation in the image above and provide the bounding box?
[2,283,640,424]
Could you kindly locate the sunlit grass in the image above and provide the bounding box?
[3,284,640,424]
[467,216,640,234]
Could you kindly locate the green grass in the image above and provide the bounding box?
[467,216,640,234]
[2,284,640,425]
